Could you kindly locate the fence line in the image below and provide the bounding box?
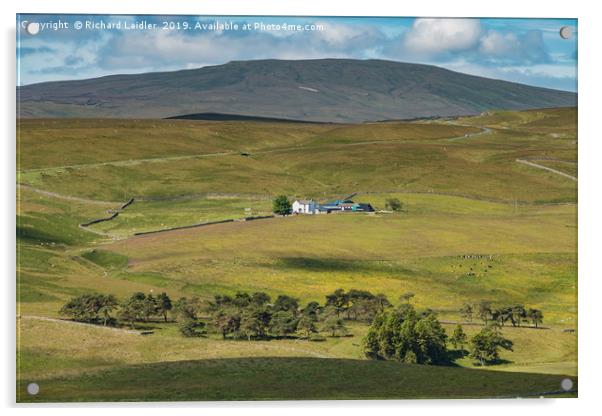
[133,215,275,236]
[80,198,135,228]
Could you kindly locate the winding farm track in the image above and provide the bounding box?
[77,223,119,239]
[17,183,117,205]
[516,159,577,181]
[446,126,492,141]
[17,150,237,174]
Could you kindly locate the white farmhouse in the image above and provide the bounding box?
[292,199,318,214]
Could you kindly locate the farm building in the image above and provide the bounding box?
[292,198,374,214]
[336,202,374,212]
[292,199,318,214]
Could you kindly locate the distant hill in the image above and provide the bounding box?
[17,59,577,122]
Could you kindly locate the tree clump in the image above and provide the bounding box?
[384,198,404,212]
[59,293,119,326]
[272,195,292,216]
[58,291,528,369]
[363,304,449,365]
[469,325,513,366]
[462,302,543,328]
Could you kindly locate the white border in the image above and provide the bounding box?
[5,0,584,18]
[3,1,601,415]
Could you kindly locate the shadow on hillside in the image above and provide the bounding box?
[18,356,577,402]
[448,349,469,362]
[268,257,419,275]
[17,223,70,245]
[474,358,513,366]
[165,112,330,124]
[447,349,511,367]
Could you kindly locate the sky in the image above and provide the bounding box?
[16,15,577,91]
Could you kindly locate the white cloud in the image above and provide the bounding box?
[403,18,482,55]
[479,31,520,56]
[100,30,249,69]
[314,20,365,46]
[478,29,549,64]
[442,60,576,91]
[498,63,576,79]
[97,22,382,71]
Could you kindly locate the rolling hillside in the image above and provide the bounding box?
[16,108,577,401]
[17,59,576,122]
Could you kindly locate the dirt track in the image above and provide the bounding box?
[17,183,117,205]
[516,159,577,181]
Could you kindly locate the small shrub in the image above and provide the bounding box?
[384,198,403,211]
[179,319,207,337]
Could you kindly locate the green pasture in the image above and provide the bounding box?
[16,318,576,402]
[16,108,578,401]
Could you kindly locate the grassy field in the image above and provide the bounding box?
[17,317,576,402]
[101,203,576,323]
[18,110,575,203]
[16,108,577,401]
